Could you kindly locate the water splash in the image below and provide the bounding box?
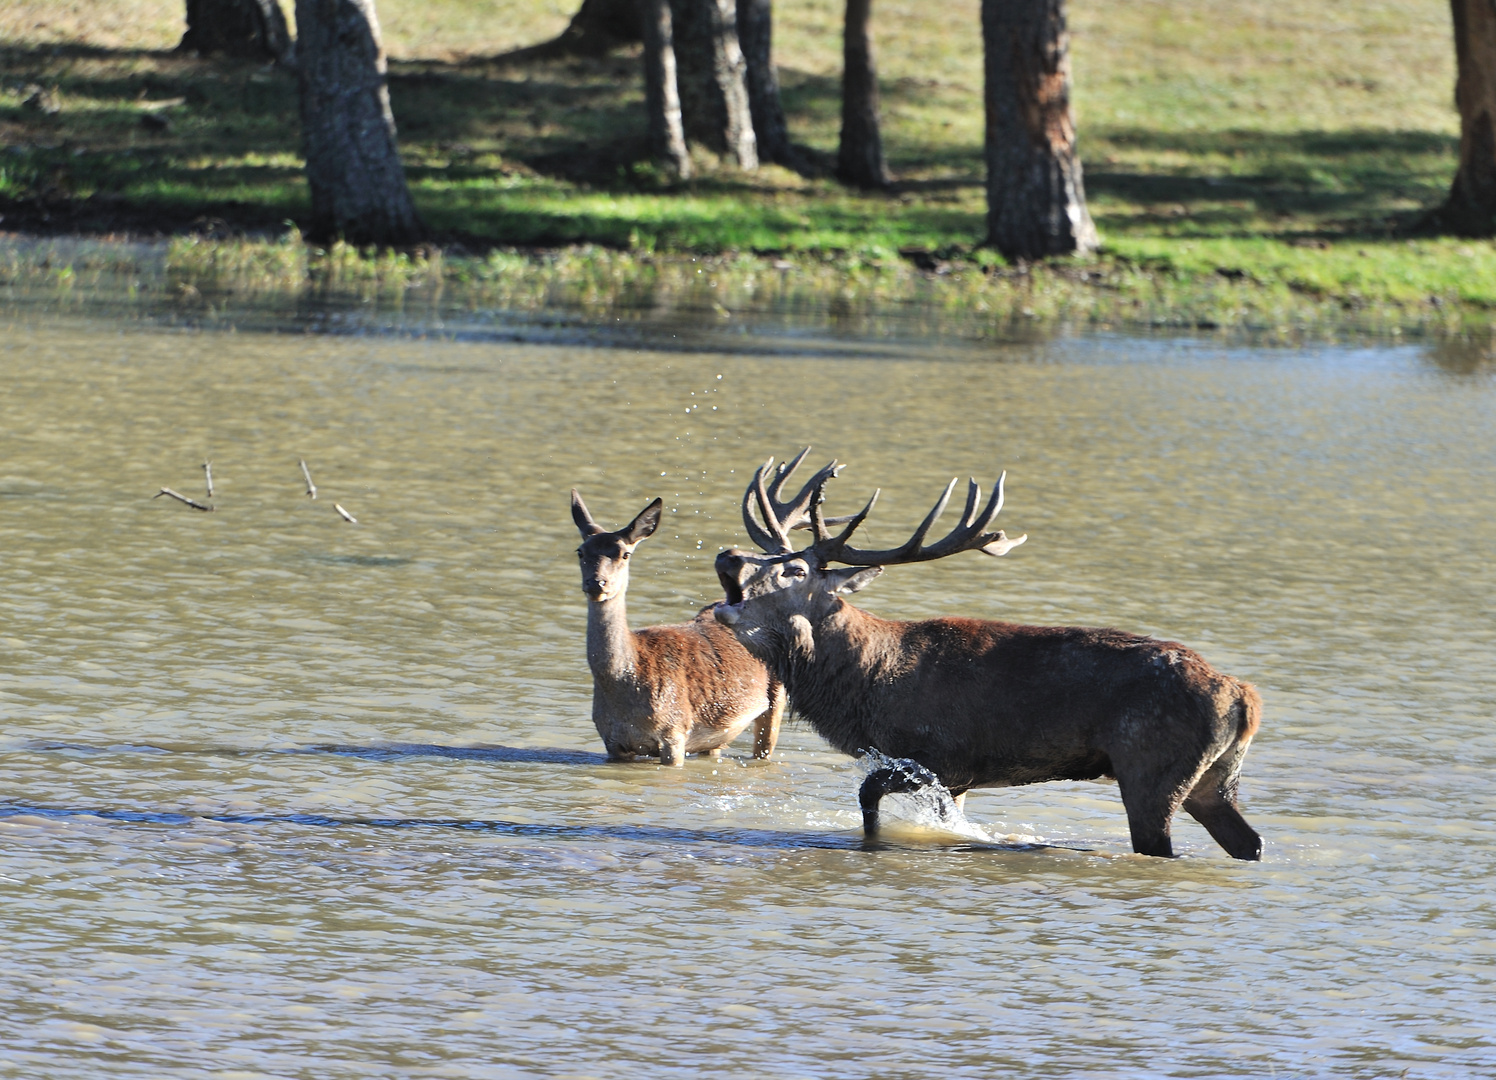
[853,751,994,842]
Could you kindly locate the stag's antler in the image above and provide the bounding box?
[741,449,843,553]
[806,471,1026,566]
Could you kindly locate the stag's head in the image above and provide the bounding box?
[714,449,1026,653]
[571,490,662,603]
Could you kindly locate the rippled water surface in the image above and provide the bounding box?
[1,315,1493,1079]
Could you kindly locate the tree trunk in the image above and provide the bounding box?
[982,0,1096,261]
[641,0,692,178]
[1433,0,1496,234]
[541,0,642,58]
[180,0,294,65]
[295,0,424,246]
[737,0,794,168]
[670,0,758,169]
[836,0,890,188]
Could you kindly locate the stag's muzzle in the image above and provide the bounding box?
[714,549,750,623]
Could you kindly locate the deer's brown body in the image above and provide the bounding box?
[574,491,784,766]
[713,452,1263,859]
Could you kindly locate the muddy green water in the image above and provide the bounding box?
[1,316,1493,1079]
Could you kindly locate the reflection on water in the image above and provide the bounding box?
[1,316,1493,1079]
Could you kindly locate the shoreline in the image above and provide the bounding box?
[3,228,1494,351]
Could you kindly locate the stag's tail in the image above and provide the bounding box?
[1235,679,1262,744]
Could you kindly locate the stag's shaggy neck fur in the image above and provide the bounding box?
[768,600,904,758]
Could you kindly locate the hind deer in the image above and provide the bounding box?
[572,490,785,766]
[711,452,1263,860]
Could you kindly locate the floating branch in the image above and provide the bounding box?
[203,461,214,499]
[299,459,317,499]
[154,487,213,512]
[334,503,357,524]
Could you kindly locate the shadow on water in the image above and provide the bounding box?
[294,742,609,765]
[18,738,609,766]
[305,554,416,568]
[0,801,1065,855]
[0,800,865,850]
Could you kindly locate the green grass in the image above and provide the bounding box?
[1,0,1489,335]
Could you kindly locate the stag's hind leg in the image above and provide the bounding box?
[1113,752,1213,859]
[1183,739,1262,861]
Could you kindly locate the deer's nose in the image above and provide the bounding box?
[715,549,748,606]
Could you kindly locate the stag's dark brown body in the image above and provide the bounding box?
[712,449,1264,859]
[747,602,1262,858]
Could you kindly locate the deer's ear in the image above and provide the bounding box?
[827,566,882,594]
[623,498,663,543]
[571,489,606,537]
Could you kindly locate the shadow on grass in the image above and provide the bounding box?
[0,42,1458,248]
[1086,127,1457,237]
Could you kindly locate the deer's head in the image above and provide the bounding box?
[572,490,663,603]
[714,449,1026,653]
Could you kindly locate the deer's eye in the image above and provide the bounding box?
[785,565,807,579]
[621,551,630,560]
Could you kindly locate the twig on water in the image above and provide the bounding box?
[154,487,213,512]
[334,503,357,524]
[299,459,317,500]
[202,461,214,499]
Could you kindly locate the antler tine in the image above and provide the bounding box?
[892,478,958,559]
[741,452,844,553]
[766,447,813,504]
[818,469,1025,567]
[751,458,794,553]
[776,458,843,533]
[809,481,880,562]
[957,478,981,529]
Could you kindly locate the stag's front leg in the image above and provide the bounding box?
[752,679,786,760]
[858,759,942,835]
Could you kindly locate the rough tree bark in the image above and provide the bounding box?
[670,0,758,169]
[641,0,692,178]
[180,0,294,65]
[295,0,424,246]
[1431,0,1496,234]
[836,0,890,188]
[982,0,1096,260]
[737,0,794,168]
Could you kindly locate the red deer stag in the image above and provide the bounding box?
[712,454,1263,859]
[572,490,785,766]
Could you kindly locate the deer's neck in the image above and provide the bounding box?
[775,601,901,757]
[586,592,637,683]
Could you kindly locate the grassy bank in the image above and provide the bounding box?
[2,0,1492,335]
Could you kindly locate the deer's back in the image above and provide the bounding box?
[631,612,772,721]
[812,614,1251,787]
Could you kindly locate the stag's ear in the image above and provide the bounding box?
[827,565,882,594]
[623,498,663,543]
[571,489,606,537]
